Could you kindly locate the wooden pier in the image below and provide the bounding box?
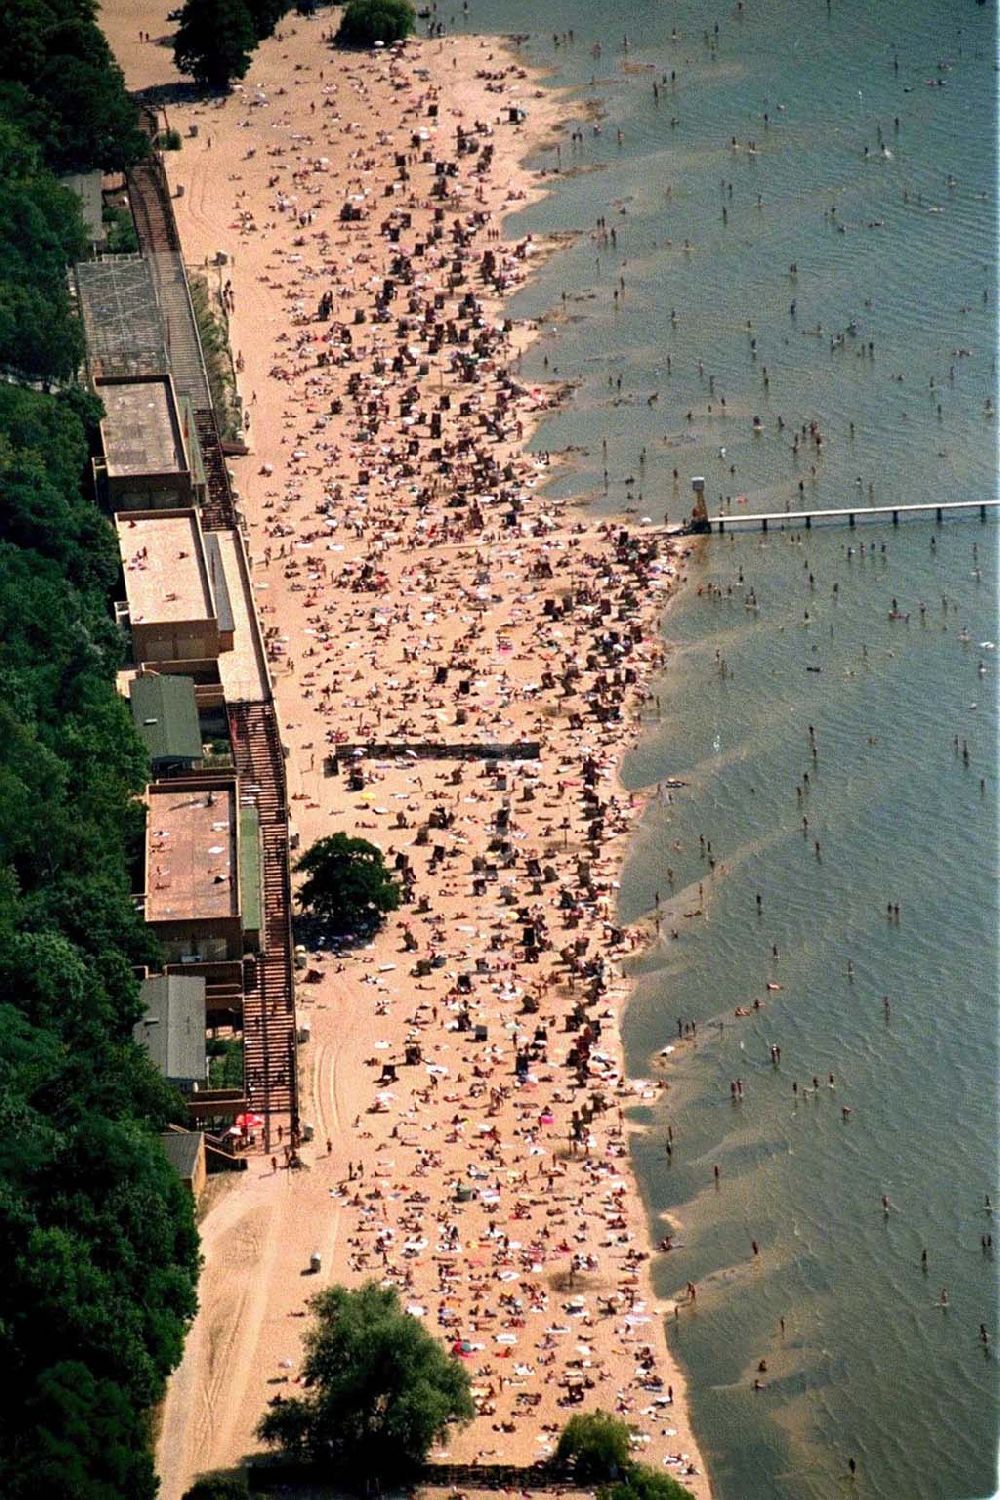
[682,497,998,536]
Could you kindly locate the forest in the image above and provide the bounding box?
[0,0,201,1495]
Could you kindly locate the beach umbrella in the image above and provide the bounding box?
[236,1112,264,1128]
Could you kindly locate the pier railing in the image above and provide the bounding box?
[681,497,998,535]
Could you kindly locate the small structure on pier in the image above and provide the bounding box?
[688,476,710,533]
[94,374,208,512]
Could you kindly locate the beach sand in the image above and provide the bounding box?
[99,5,710,1494]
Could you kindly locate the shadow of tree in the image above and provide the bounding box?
[132,80,225,108]
[245,1458,572,1495]
[291,911,383,954]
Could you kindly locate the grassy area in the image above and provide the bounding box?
[208,1038,244,1090]
[102,202,138,253]
[189,271,241,440]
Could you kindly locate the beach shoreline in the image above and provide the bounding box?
[97,5,710,1494]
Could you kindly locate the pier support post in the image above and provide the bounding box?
[805,514,811,529]
[892,510,899,526]
[936,507,942,523]
[981,504,987,522]
[761,516,768,533]
[848,512,855,528]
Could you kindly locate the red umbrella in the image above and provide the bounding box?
[237,1112,264,1129]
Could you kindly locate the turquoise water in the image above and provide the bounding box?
[456,0,998,1495]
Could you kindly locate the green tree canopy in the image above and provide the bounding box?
[174,0,258,88]
[599,1463,696,1500]
[244,0,290,41]
[182,1477,251,1500]
[555,1410,634,1481]
[295,831,401,934]
[0,386,119,590]
[335,0,415,46]
[256,1282,474,1477]
[0,38,200,1487]
[0,159,87,381]
[0,0,147,171]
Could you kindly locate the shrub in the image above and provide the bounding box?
[556,1410,633,1481]
[182,1479,251,1500]
[599,1462,696,1500]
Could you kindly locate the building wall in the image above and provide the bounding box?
[131,618,220,665]
[190,1137,207,1199]
[150,914,244,964]
[108,470,193,511]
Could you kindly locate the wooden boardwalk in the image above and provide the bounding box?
[682,497,998,535]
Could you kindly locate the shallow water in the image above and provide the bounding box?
[458,0,998,1494]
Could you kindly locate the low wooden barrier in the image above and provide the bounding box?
[327,740,541,766]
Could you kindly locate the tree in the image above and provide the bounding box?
[0,30,199,1496]
[244,0,290,41]
[555,1410,634,1482]
[295,832,401,934]
[0,165,87,382]
[335,0,415,47]
[174,0,257,89]
[256,1282,474,1478]
[182,1479,251,1500]
[599,1464,696,1500]
[0,5,148,173]
[34,51,149,171]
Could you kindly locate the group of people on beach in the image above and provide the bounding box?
[192,26,711,1486]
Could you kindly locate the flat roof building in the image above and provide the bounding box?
[117,508,222,665]
[97,374,194,510]
[134,973,207,1090]
[144,775,261,962]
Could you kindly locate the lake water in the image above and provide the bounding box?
[457,0,999,1494]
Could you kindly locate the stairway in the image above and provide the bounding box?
[196,408,237,532]
[229,703,298,1136]
[148,251,212,412]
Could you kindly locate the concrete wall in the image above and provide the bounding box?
[131,617,220,665]
[150,914,244,964]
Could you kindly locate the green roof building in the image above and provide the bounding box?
[130,673,202,771]
[135,974,207,1091]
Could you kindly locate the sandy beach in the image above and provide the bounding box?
[98,5,709,1495]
